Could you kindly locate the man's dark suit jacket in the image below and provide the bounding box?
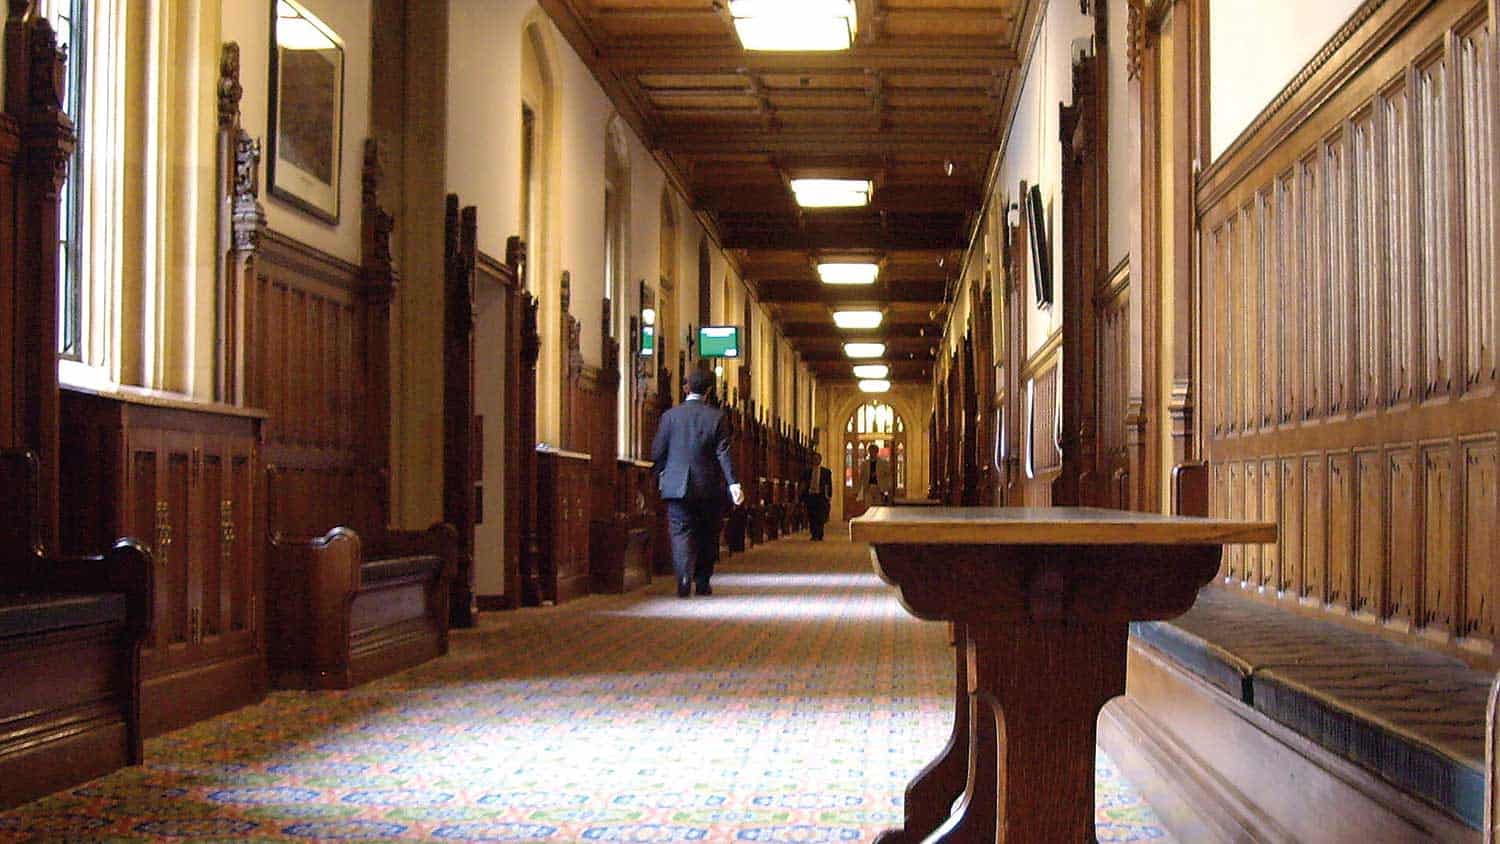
[651,397,738,501]
[802,466,833,498]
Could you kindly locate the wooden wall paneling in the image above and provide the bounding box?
[0,115,16,453]
[1355,448,1384,616]
[1423,441,1457,634]
[1193,0,1500,665]
[1462,436,1498,644]
[59,392,266,737]
[3,9,74,550]
[1303,453,1328,606]
[1389,445,1419,625]
[1329,451,1354,611]
[1280,457,1302,594]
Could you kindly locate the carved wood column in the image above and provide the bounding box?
[442,197,478,626]
[361,140,396,529]
[4,4,75,550]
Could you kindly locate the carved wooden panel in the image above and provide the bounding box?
[1199,4,1499,663]
[1423,444,1456,632]
[1462,438,1497,638]
[1389,446,1418,624]
[1303,454,1328,603]
[1260,458,1280,589]
[1280,458,1301,593]
[1355,449,1383,615]
[1328,452,1354,610]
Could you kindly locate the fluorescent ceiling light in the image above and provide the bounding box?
[791,178,872,208]
[844,342,886,359]
[817,262,879,285]
[730,0,857,52]
[858,379,892,393]
[832,310,884,330]
[852,364,890,379]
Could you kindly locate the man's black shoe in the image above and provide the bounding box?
[695,582,712,596]
[677,579,691,598]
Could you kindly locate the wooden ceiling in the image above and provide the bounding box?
[541,0,1041,384]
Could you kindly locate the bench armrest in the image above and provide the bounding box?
[0,540,154,641]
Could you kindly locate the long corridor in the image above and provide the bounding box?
[0,534,1169,842]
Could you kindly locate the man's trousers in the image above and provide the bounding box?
[665,497,724,587]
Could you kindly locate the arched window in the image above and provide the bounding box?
[843,401,908,502]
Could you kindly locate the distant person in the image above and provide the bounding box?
[801,452,833,540]
[651,369,745,597]
[856,442,894,507]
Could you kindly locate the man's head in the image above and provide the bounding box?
[685,369,715,398]
[811,451,821,465]
[866,443,880,458]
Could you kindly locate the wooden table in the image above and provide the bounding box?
[850,506,1276,843]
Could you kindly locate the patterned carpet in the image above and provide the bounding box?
[0,531,1171,842]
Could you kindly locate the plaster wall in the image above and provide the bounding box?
[223,0,372,264]
[1209,0,1363,160]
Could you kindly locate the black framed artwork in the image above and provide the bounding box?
[1027,184,1052,308]
[267,0,345,224]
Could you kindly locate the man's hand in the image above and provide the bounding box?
[729,483,746,507]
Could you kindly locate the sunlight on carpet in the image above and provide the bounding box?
[0,533,1172,842]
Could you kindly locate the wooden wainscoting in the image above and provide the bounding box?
[59,390,266,737]
[1197,0,1499,664]
[1023,330,1063,506]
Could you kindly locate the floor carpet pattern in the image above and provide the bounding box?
[0,531,1171,842]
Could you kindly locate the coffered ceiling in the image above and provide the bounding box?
[540,0,1042,384]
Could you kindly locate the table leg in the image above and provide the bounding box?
[876,624,972,844]
[969,622,1128,843]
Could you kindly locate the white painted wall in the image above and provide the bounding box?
[445,2,811,599]
[1106,0,1136,268]
[990,0,1093,358]
[1209,0,1363,160]
[223,0,371,263]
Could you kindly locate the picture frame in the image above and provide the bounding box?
[267,0,345,224]
[1026,184,1053,308]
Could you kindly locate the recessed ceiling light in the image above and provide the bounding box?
[858,379,891,393]
[817,262,879,285]
[852,364,890,379]
[730,0,857,52]
[832,309,883,329]
[791,178,872,208]
[844,342,886,359]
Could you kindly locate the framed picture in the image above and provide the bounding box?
[267,0,345,224]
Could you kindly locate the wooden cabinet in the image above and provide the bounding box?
[60,389,266,737]
[536,447,591,604]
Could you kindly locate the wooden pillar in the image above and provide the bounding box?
[3,4,75,551]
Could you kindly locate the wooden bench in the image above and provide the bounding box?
[267,524,456,689]
[1100,464,1496,841]
[0,450,153,809]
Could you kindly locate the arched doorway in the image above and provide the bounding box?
[843,401,908,519]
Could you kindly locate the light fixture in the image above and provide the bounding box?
[858,379,891,393]
[844,342,886,358]
[791,178,872,208]
[832,309,883,330]
[852,364,890,379]
[817,262,879,285]
[277,2,337,51]
[730,0,857,52]
[714,364,725,377]
[641,307,656,326]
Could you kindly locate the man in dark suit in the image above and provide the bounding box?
[652,369,745,597]
[801,452,833,541]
